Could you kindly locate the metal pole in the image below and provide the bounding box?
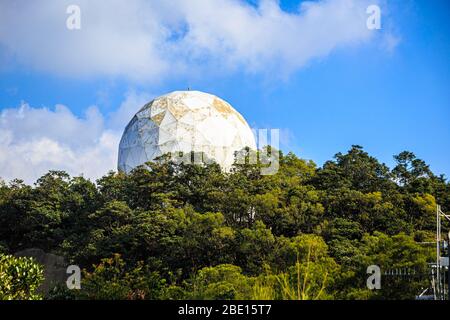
[448,230,450,300]
[440,206,443,299]
[439,206,442,299]
[432,267,437,300]
[437,205,440,299]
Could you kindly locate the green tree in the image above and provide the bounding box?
[314,145,395,193]
[0,254,44,300]
[187,264,253,300]
[77,254,165,300]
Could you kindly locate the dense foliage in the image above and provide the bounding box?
[0,145,448,300]
[0,254,44,300]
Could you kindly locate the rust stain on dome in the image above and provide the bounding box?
[168,103,190,120]
[151,111,165,125]
[213,98,246,125]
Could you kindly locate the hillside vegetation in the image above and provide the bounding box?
[0,145,448,300]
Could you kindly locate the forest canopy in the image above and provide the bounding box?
[0,145,448,300]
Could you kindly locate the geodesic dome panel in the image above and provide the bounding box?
[118,91,256,173]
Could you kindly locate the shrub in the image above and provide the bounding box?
[0,254,44,300]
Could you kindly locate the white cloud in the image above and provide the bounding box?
[0,0,389,183]
[108,90,153,130]
[0,0,379,81]
[381,32,401,53]
[0,91,152,184]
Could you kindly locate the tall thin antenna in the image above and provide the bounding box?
[437,204,441,299]
[435,205,450,300]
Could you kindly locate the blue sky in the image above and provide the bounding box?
[0,0,449,182]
